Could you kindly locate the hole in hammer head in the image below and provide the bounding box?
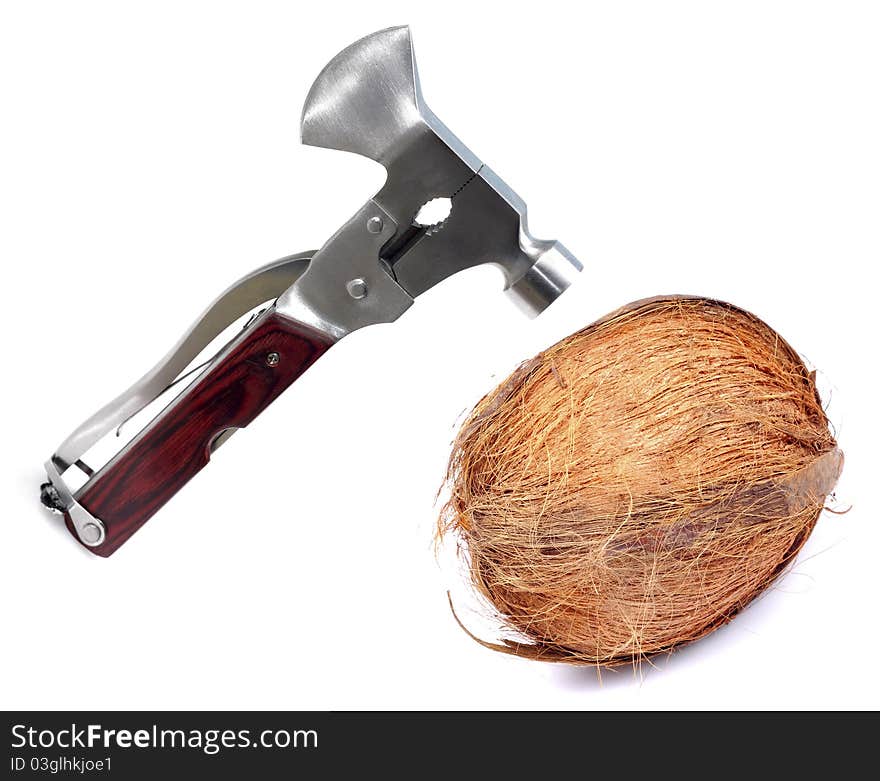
[414,197,452,234]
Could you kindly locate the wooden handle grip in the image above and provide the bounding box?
[67,309,334,556]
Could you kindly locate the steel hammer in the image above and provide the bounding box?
[41,26,582,555]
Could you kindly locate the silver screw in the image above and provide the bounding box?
[81,523,102,545]
[266,351,280,367]
[366,215,383,234]
[346,278,368,300]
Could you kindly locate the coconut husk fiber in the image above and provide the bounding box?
[440,296,843,666]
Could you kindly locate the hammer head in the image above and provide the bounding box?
[281,27,581,336]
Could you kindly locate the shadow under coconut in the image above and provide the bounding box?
[549,625,739,690]
[548,554,825,692]
[550,661,648,691]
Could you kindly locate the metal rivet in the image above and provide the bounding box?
[346,278,368,299]
[81,523,102,545]
[266,351,280,367]
[366,216,384,234]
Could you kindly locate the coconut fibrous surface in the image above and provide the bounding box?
[440,297,843,666]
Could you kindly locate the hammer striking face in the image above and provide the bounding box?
[40,26,582,555]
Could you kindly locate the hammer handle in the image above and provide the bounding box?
[67,309,334,556]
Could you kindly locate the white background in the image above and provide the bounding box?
[1,1,877,709]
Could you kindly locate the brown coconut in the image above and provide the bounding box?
[440,296,842,666]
